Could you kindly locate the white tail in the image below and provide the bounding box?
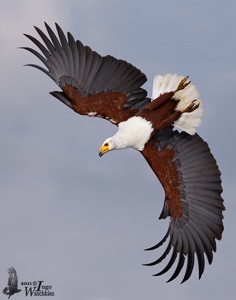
[152,73,203,135]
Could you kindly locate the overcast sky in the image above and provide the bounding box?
[0,1,235,299]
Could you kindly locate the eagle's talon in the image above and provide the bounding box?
[175,76,191,93]
[182,100,200,113]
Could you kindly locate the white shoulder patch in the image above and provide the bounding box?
[152,73,203,135]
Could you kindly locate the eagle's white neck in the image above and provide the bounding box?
[106,116,153,151]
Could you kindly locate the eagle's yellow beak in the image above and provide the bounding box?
[99,142,109,157]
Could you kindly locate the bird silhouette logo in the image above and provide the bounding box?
[2,267,21,298]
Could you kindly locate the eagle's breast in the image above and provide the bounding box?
[116,116,154,151]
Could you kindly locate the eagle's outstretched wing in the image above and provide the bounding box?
[141,129,224,283]
[22,23,150,124]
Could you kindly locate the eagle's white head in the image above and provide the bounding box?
[98,116,153,157]
[99,137,116,157]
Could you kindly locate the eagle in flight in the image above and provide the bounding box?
[22,23,224,283]
[2,267,21,298]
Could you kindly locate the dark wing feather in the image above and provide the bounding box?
[21,23,149,124]
[141,129,224,282]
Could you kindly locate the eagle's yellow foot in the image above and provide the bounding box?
[175,76,191,93]
[182,100,200,113]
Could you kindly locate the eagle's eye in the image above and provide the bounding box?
[104,143,109,147]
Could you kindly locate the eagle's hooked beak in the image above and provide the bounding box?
[99,142,109,157]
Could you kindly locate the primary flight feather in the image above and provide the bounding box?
[22,23,224,283]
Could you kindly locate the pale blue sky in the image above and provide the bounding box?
[0,1,235,299]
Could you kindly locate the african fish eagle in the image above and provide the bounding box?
[22,23,224,283]
[2,267,21,298]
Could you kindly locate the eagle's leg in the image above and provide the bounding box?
[144,77,191,111]
[144,91,175,111]
[159,99,200,130]
[159,110,182,130]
